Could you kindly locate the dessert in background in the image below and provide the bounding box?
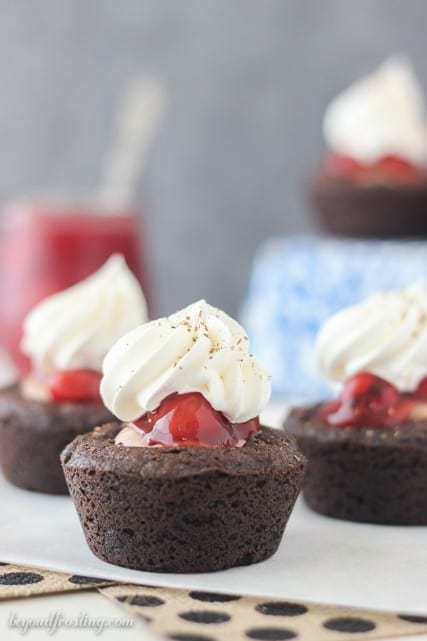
[0,254,147,494]
[62,300,306,573]
[0,347,18,390]
[286,283,427,525]
[310,57,427,236]
[241,235,427,400]
[0,199,148,372]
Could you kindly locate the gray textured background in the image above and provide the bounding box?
[1,0,427,316]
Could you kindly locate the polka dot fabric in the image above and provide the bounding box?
[0,564,115,599]
[100,584,427,641]
[0,563,426,639]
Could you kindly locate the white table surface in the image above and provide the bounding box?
[2,469,426,616]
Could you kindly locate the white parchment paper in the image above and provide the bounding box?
[0,471,425,614]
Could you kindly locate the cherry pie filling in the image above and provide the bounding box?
[324,152,426,185]
[318,372,427,428]
[22,368,103,404]
[132,392,260,448]
[25,369,258,446]
[48,369,102,403]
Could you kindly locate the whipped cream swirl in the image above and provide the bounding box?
[21,254,147,374]
[316,283,427,392]
[101,299,271,423]
[323,57,427,165]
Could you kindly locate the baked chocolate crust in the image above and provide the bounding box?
[62,423,306,573]
[286,404,427,525]
[309,173,427,237]
[0,385,113,495]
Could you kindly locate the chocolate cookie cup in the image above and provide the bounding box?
[0,386,112,494]
[62,423,306,573]
[286,404,427,525]
[310,174,427,237]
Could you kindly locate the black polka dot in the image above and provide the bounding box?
[0,572,43,586]
[115,595,130,603]
[179,610,231,624]
[398,614,427,624]
[190,590,241,603]
[246,627,297,640]
[169,635,216,641]
[256,602,308,617]
[323,617,376,633]
[130,595,164,607]
[68,575,107,585]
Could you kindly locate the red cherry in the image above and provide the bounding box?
[374,155,423,183]
[321,373,402,427]
[325,153,364,178]
[415,376,427,399]
[49,369,102,404]
[341,372,398,408]
[134,392,259,448]
[232,416,260,443]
